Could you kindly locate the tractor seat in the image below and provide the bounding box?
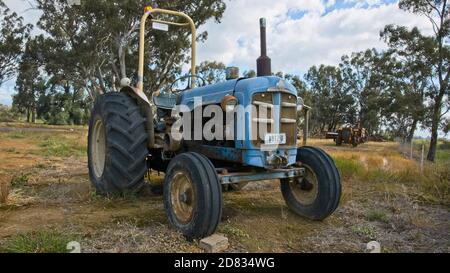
[152,90,180,110]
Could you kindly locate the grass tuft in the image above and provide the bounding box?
[366,209,389,222]
[0,231,79,253]
[334,158,365,178]
[39,137,85,158]
[10,173,29,188]
[352,225,378,241]
[222,223,250,238]
[6,131,28,139]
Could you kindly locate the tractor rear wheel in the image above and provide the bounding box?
[280,146,341,220]
[88,92,149,195]
[336,135,342,146]
[164,152,222,240]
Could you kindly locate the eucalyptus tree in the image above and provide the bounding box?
[340,49,390,134]
[36,0,226,98]
[305,65,355,134]
[389,0,450,161]
[0,0,32,85]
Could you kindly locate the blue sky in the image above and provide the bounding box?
[0,0,432,106]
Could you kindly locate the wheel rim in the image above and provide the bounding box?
[92,118,106,178]
[171,171,196,224]
[289,164,319,205]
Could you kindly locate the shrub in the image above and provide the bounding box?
[0,231,78,253]
[0,104,16,122]
[48,111,70,125]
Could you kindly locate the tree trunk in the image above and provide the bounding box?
[26,108,30,123]
[112,74,117,92]
[427,103,441,162]
[118,42,127,79]
[97,67,106,94]
[406,119,418,143]
[31,109,36,123]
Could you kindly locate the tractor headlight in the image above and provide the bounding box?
[297,97,304,112]
[221,95,238,112]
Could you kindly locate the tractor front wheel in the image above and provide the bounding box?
[88,92,149,195]
[164,152,222,240]
[281,146,341,220]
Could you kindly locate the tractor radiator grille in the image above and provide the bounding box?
[251,92,297,147]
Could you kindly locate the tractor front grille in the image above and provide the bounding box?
[251,91,297,147]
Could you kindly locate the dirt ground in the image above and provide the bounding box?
[0,123,448,253]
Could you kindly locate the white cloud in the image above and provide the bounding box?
[0,0,435,105]
[197,0,432,74]
[0,80,15,105]
[3,0,42,35]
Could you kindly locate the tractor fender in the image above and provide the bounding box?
[120,86,155,149]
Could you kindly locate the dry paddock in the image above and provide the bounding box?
[0,124,448,253]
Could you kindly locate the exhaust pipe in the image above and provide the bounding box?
[257,18,272,77]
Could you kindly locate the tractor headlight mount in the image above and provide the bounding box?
[221,95,238,112]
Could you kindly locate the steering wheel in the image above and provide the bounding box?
[169,75,206,94]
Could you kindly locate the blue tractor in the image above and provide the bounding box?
[88,7,341,240]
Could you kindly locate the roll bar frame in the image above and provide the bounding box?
[137,7,197,91]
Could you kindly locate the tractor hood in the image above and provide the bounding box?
[179,76,297,110]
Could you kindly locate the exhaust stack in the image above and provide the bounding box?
[257,18,272,77]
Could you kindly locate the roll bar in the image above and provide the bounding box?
[138,6,197,91]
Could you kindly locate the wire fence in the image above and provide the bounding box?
[398,140,450,174]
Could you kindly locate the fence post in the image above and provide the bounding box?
[420,144,424,174]
[410,141,413,160]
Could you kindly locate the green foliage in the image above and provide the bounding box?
[340,49,391,135]
[196,61,226,85]
[352,225,378,240]
[0,231,78,253]
[47,111,70,126]
[243,70,256,78]
[35,0,227,98]
[366,209,389,222]
[0,1,33,85]
[6,130,27,139]
[0,104,17,122]
[12,38,46,123]
[222,223,250,238]
[334,157,365,178]
[38,136,85,158]
[393,0,449,162]
[10,173,29,187]
[305,64,355,134]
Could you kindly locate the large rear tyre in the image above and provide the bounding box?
[164,152,222,240]
[88,92,149,195]
[281,146,341,220]
[336,135,342,146]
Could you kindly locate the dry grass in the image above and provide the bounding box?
[315,140,450,206]
[0,181,10,204]
[0,173,11,204]
[0,128,448,253]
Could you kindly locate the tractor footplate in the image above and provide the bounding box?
[219,167,305,185]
